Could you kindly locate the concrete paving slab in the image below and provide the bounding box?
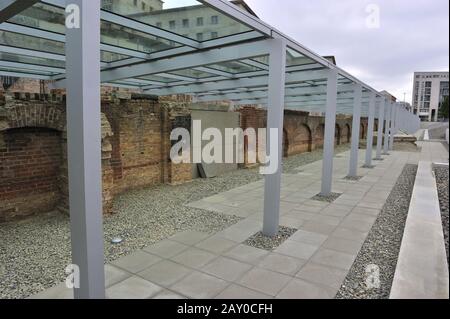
[143,240,190,259]
[276,278,337,299]
[202,257,253,282]
[138,260,192,287]
[215,284,273,299]
[170,271,229,299]
[238,268,291,296]
[170,247,217,269]
[111,250,162,273]
[296,262,348,289]
[106,276,162,299]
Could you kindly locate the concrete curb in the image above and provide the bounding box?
[390,161,449,299]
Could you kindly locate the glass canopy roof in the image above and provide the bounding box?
[0,0,384,116]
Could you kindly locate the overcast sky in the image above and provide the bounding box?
[245,0,449,103]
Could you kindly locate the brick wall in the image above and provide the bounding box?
[0,92,193,221]
[238,107,354,166]
[0,128,62,222]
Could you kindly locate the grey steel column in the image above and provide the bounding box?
[375,98,386,160]
[383,102,390,155]
[262,37,287,237]
[387,102,395,151]
[364,92,376,167]
[389,104,398,150]
[348,84,362,177]
[66,0,105,299]
[320,69,338,196]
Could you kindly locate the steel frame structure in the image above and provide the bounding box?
[0,0,420,298]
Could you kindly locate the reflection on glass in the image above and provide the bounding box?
[7,2,182,54]
[100,20,181,53]
[8,3,66,34]
[101,0,253,42]
[286,48,315,66]
[0,30,65,54]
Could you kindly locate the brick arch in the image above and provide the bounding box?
[282,128,289,157]
[335,124,341,146]
[360,123,365,139]
[284,123,312,156]
[297,124,312,153]
[0,98,114,220]
[343,123,351,143]
[0,126,64,221]
[0,103,65,133]
[314,124,325,149]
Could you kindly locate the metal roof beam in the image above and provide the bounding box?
[0,0,38,23]
[143,69,330,96]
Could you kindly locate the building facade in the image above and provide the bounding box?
[412,71,449,121]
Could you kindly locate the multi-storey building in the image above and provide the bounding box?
[412,71,449,121]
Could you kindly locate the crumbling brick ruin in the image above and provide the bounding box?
[0,89,372,222]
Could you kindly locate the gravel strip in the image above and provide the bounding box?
[244,226,297,251]
[344,176,363,181]
[335,164,418,299]
[0,144,350,299]
[311,192,342,203]
[434,165,449,267]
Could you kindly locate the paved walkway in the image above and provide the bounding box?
[414,141,448,163]
[33,143,431,299]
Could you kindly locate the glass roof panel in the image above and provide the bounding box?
[0,30,64,54]
[0,66,54,76]
[6,2,184,55]
[170,68,217,79]
[0,52,64,68]
[138,74,182,83]
[100,19,182,53]
[101,0,257,42]
[208,60,263,74]
[286,48,316,67]
[8,2,65,34]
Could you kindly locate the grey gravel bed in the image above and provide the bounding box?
[0,144,350,299]
[335,164,418,299]
[311,192,342,203]
[434,165,449,266]
[244,226,297,251]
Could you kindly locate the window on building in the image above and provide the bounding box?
[425,81,432,88]
[211,32,218,39]
[197,17,204,26]
[196,33,203,41]
[149,6,153,12]
[183,19,189,28]
[169,20,176,29]
[156,22,162,28]
[133,0,138,6]
[211,16,219,24]
[142,2,146,10]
